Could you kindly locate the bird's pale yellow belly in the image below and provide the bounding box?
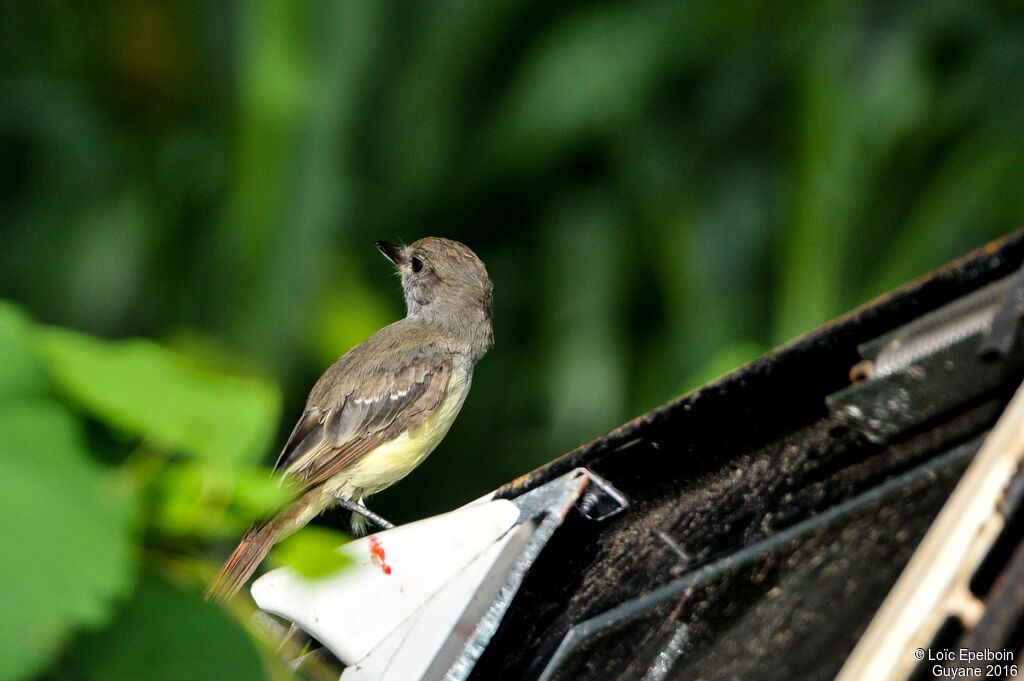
[323,367,471,502]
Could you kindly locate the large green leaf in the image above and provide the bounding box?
[67,572,263,681]
[0,400,135,681]
[35,327,280,465]
[0,301,48,400]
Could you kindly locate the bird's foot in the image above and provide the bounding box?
[335,495,394,530]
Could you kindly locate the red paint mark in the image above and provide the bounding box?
[369,536,392,575]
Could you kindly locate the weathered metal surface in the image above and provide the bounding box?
[469,230,1024,680]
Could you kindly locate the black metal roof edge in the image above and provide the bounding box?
[494,229,1024,501]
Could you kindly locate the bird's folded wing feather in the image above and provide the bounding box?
[272,355,452,491]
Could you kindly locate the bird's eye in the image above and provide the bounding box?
[411,256,424,273]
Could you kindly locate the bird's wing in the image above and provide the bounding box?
[272,354,453,491]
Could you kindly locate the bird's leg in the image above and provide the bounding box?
[335,495,394,530]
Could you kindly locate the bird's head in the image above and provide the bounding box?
[376,237,494,352]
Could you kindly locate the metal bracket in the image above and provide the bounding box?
[827,270,1024,442]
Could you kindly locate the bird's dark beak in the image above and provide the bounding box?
[375,241,406,266]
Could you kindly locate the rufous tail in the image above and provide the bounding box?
[205,519,283,603]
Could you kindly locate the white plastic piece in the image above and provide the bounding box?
[340,522,534,681]
[251,499,520,667]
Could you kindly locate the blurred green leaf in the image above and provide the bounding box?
[67,571,263,681]
[149,461,294,539]
[309,266,395,369]
[0,301,48,400]
[485,3,689,169]
[226,467,298,524]
[271,526,352,579]
[0,400,135,681]
[35,327,281,464]
[540,198,626,448]
[870,118,1024,296]
[681,340,768,394]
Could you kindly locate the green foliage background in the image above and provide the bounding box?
[2,1,1023,678]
